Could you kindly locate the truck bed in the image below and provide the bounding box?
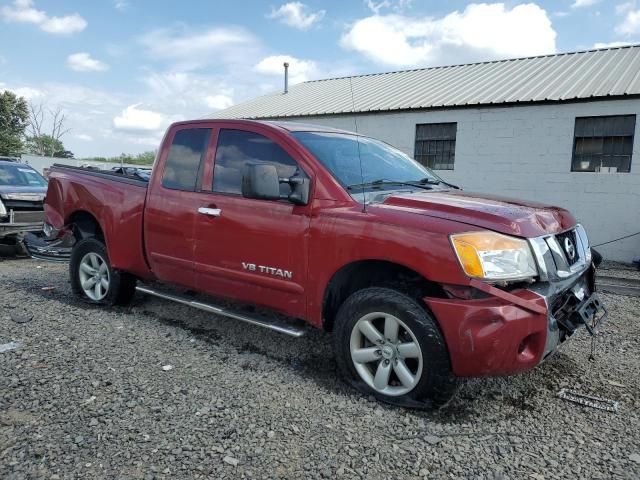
[44,164,152,279]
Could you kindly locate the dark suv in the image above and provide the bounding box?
[0,159,48,254]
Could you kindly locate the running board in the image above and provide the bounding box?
[135,286,306,338]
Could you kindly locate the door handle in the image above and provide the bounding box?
[198,207,222,217]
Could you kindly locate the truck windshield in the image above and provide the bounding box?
[292,131,444,200]
[0,164,47,187]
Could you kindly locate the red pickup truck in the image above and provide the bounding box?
[44,119,605,408]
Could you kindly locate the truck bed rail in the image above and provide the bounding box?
[52,164,149,187]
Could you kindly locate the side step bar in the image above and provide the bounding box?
[135,286,306,338]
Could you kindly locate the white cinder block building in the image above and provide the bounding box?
[217,46,640,262]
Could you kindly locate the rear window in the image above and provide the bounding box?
[0,165,47,187]
[162,128,212,191]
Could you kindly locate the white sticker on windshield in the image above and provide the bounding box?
[18,168,33,173]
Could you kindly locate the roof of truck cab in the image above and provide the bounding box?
[169,118,357,135]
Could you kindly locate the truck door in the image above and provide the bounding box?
[144,126,213,288]
[192,127,310,319]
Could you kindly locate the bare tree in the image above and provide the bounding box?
[50,106,70,143]
[27,102,71,156]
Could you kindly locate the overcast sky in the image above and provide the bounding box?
[0,0,636,157]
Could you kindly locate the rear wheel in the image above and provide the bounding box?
[334,287,457,408]
[70,238,136,305]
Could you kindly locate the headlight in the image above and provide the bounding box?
[0,198,6,216]
[450,231,538,281]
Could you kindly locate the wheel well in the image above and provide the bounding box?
[321,260,447,332]
[69,211,104,241]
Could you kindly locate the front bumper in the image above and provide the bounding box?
[0,211,45,239]
[425,223,607,378]
[23,230,74,262]
[425,264,605,378]
[0,221,44,239]
[425,287,549,377]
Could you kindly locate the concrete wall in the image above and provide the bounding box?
[293,99,640,262]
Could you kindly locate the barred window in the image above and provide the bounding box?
[414,123,457,170]
[572,115,635,173]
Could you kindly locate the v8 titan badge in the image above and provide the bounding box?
[242,262,293,279]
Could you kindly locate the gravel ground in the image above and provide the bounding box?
[1,258,639,480]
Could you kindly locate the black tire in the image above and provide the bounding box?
[0,242,20,257]
[69,237,136,306]
[334,287,457,408]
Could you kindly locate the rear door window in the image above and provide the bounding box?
[162,128,212,191]
[212,129,302,196]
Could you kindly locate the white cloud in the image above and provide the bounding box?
[365,0,411,14]
[67,53,109,72]
[366,1,391,14]
[205,94,234,110]
[139,26,259,70]
[10,86,44,100]
[2,80,132,156]
[616,1,636,14]
[40,14,86,34]
[341,3,557,68]
[142,71,236,112]
[617,7,640,35]
[593,41,634,48]
[75,133,93,141]
[113,104,166,132]
[114,1,129,11]
[268,2,325,30]
[254,55,318,84]
[571,0,600,7]
[0,0,86,35]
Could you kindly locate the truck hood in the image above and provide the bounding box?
[379,189,576,237]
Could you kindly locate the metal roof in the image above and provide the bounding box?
[215,45,640,119]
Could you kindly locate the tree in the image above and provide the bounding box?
[25,134,64,157]
[54,149,74,159]
[80,150,156,166]
[27,103,70,156]
[0,91,29,156]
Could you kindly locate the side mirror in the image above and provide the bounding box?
[242,163,281,201]
[242,163,310,206]
[287,176,310,206]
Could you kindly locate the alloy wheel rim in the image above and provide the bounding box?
[79,252,110,301]
[350,312,423,396]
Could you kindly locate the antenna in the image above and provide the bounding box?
[348,76,366,213]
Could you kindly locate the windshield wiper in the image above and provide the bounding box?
[346,179,434,191]
[413,177,460,189]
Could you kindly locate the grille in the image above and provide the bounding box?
[2,211,45,223]
[2,199,44,211]
[556,229,579,266]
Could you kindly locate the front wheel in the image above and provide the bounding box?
[334,287,457,408]
[70,238,136,305]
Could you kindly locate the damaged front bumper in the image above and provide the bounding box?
[0,211,45,239]
[23,228,74,262]
[530,265,607,359]
[425,225,607,378]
